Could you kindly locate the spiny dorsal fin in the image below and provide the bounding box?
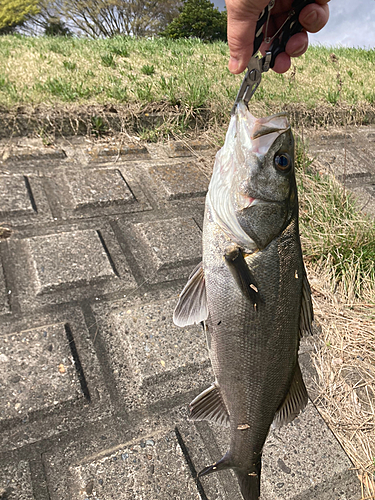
[299,272,314,338]
[173,262,208,327]
[190,382,229,427]
[272,362,308,429]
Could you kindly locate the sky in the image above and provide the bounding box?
[213,0,375,49]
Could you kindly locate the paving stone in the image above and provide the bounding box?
[0,323,82,422]
[45,165,152,219]
[68,429,201,500]
[311,149,372,179]
[166,140,211,158]
[1,146,66,163]
[0,264,10,315]
[95,294,211,411]
[8,227,135,309]
[0,460,34,500]
[26,230,117,295]
[148,162,209,200]
[0,308,111,452]
[43,407,223,500]
[88,143,149,160]
[129,217,202,282]
[66,168,136,210]
[0,175,36,217]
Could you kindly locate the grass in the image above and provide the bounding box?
[296,141,375,301]
[0,35,375,120]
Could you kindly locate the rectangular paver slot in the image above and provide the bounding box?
[23,175,38,213]
[116,169,138,202]
[175,426,208,500]
[64,323,91,402]
[96,230,120,278]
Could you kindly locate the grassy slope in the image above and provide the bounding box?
[0,35,375,118]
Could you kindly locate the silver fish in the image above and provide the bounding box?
[173,101,313,500]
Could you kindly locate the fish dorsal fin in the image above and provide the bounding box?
[173,263,208,327]
[190,382,230,427]
[299,272,314,338]
[272,362,308,429]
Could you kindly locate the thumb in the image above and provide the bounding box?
[226,0,270,74]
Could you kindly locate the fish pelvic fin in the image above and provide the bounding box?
[299,271,314,338]
[198,452,232,477]
[224,245,261,308]
[234,462,261,500]
[273,362,308,429]
[190,382,229,427]
[173,262,208,327]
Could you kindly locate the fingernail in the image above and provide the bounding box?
[291,42,308,57]
[303,10,318,27]
[228,56,240,73]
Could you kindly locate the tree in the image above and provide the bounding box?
[24,0,72,36]
[161,0,227,42]
[0,0,39,33]
[28,0,183,38]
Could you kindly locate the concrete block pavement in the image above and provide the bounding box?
[1,128,372,499]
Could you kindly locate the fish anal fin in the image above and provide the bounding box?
[224,245,261,307]
[299,271,314,338]
[190,382,230,427]
[273,362,308,429]
[198,451,232,477]
[173,262,208,327]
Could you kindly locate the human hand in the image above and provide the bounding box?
[225,0,330,74]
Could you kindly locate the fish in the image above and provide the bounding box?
[173,101,313,500]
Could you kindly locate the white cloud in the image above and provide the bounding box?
[310,0,375,48]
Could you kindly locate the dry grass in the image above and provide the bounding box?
[307,266,375,498]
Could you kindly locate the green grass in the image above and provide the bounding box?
[0,35,375,119]
[296,140,375,300]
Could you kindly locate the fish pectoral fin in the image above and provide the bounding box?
[272,362,308,429]
[299,271,314,338]
[224,245,261,307]
[173,262,208,327]
[189,382,230,427]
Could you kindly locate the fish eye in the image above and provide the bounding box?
[274,153,292,173]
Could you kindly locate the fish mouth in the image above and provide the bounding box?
[239,194,274,209]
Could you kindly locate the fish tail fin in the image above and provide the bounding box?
[198,451,232,477]
[234,458,262,500]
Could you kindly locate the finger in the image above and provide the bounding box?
[285,31,309,58]
[272,52,291,74]
[299,2,330,33]
[226,0,269,74]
